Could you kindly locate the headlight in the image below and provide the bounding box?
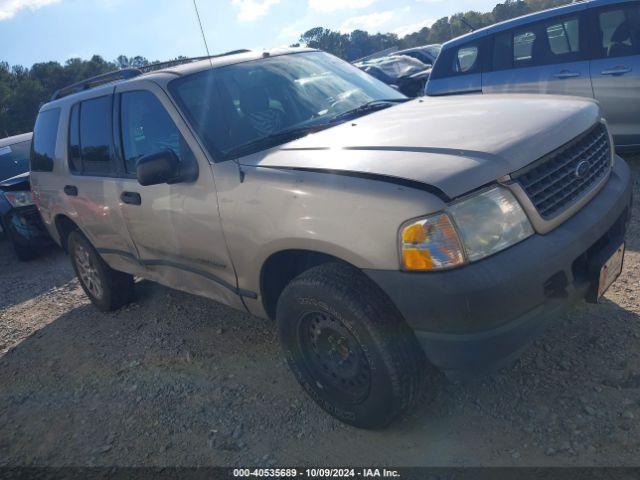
[449,186,534,262]
[4,190,34,208]
[400,186,533,271]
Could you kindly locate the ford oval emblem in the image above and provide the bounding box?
[575,160,591,179]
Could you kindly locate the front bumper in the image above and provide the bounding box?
[365,156,633,380]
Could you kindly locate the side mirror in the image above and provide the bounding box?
[136,149,198,186]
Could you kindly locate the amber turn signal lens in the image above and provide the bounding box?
[400,213,466,271]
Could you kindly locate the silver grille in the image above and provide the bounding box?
[514,123,611,220]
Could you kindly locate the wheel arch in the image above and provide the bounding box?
[260,249,357,321]
[54,214,82,252]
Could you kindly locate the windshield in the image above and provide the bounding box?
[367,56,429,79]
[169,51,405,160]
[425,45,442,61]
[0,140,30,182]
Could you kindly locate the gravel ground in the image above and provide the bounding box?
[0,158,638,467]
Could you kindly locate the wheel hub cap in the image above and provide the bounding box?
[75,244,103,299]
[299,312,371,404]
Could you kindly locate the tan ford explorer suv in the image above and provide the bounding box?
[30,48,633,429]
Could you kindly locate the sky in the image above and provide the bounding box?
[0,0,498,68]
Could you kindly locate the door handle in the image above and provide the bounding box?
[120,191,142,206]
[63,185,78,196]
[553,70,580,79]
[601,66,632,76]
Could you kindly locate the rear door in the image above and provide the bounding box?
[589,1,640,148]
[113,81,244,309]
[483,11,593,98]
[65,93,137,262]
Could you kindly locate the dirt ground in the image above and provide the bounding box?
[0,158,638,468]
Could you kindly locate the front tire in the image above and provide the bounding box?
[277,263,431,429]
[68,231,134,312]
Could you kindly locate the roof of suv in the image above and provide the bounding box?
[43,47,317,109]
[442,0,625,49]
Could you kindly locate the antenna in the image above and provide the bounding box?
[193,0,213,66]
[459,17,476,32]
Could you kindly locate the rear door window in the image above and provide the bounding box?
[78,96,114,176]
[513,29,537,64]
[595,4,640,58]
[547,19,580,55]
[492,14,584,70]
[67,96,116,176]
[31,108,61,172]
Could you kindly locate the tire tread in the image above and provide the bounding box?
[278,262,432,428]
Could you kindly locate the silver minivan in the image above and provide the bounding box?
[426,0,640,151]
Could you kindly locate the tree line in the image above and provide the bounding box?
[1,0,570,137]
[295,0,569,60]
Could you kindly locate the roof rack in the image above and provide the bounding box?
[137,50,252,74]
[50,49,252,101]
[50,68,142,101]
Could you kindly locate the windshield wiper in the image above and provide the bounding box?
[225,99,409,159]
[329,98,409,123]
[225,124,330,159]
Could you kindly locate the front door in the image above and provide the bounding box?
[589,1,640,149]
[114,81,245,310]
[483,12,593,98]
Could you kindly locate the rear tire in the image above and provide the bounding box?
[68,231,134,312]
[276,262,432,429]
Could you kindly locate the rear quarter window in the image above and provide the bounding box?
[31,108,61,172]
[431,41,482,79]
[454,46,480,73]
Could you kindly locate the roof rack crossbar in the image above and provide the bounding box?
[50,68,143,101]
[49,49,253,102]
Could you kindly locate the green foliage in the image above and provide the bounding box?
[0,0,573,137]
[0,55,121,137]
[298,0,571,60]
[0,54,158,137]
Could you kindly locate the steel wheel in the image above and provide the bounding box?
[298,311,371,405]
[74,242,103,300]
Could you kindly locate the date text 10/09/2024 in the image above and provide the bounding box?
[232,468,402,478]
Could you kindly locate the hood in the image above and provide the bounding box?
[239,95,601,199]
[0,171,30,191]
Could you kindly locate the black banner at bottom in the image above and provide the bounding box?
[1,468,640,480]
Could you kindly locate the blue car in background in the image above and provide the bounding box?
[0,133,50,261]
[426,0,640,152]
